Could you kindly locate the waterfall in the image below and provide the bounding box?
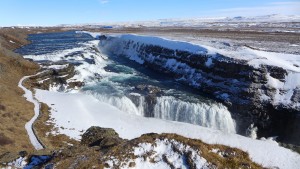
[87,90,236,134]
[154,96,236,133]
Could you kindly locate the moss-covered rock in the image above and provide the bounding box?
[81,126,120,147]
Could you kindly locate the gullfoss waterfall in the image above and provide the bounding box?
[18,31,236,134]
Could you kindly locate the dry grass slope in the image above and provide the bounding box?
[0,28,39,154]
[0,27,64,154]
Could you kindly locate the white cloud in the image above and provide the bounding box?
[214,1,300,16]
[99,0,109,4]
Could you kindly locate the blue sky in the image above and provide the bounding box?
[0,0,299,26]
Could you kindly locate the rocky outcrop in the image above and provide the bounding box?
[1,127,261,169]
[99,35,300,145]
[81,126,123,147]
[27,63,84,91]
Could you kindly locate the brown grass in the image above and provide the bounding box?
[0,27,66,154]
[0,43,39,153]
[0,133,14,146]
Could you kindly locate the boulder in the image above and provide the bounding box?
[81,126,119,147]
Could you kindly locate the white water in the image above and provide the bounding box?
[86,91,236,133]
[88,92,143,116]
[154,96,236,133]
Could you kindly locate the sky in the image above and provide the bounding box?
[0,0,299,26]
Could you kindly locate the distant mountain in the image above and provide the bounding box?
[225,14,300,22]
[59,14,300,28]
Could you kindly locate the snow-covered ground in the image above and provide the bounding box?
[34,89,300,169]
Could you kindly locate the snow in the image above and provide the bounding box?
[18,75,44,150]
[46,64,69,70]
[34,89,300,169]
[246,48,300,72]
[4,157,28,169]
[9,40,15,44]
[110,34,208,54]
[265,72,300,108]
[76,31,99,38]
[205,57,213,67]
[110,139,209,169]
[14,157,27,168]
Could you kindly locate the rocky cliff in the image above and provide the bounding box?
[98,34,300,145]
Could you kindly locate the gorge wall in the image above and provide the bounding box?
[98,34,300,145]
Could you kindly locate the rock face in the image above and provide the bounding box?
[99,35,300,145]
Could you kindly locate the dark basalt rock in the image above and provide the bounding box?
[134,84,163,96]
[291,87,300,103]
[97,35,107,40]
[67,81,85,89]
[19,151,28,158]
[265,65,287,82]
